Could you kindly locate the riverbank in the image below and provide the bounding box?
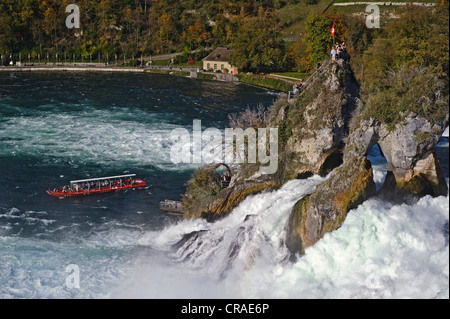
[237,74,294,93]
[0,64,297,93]
[0,65,145,73]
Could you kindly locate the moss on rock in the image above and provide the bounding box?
[182,163,280,219]
[209,181,280,216]
[379,152,448,201]
[287,156,376,254]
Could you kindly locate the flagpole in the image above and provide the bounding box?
[330,22,336,46]
[333,21,336,45]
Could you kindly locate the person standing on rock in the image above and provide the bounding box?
[331,48,337,61]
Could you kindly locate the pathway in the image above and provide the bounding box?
[333,1,435,6]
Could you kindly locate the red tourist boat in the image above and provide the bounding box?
[46,174,146,198]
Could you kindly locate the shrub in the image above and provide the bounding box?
[187,57,196,65]
[228,104,269,129]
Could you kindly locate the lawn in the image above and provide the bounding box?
[272,72,311,80]
[276,0,439,41]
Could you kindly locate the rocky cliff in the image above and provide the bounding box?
[345,114,448,201]
[273,59,361,180]
[182,163,280,220]
[286,156,376,254]
[181,58,449,255]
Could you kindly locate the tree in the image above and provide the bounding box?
[303,13,333,70]
[158,11,178,52]
[357,3,449,127]
[0,7,14,53]
[180,19,211,50]
[361,3,449,93]
[230,11,287,72]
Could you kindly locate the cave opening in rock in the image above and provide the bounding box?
[366,144,388,191]
[212,163,232,188]
[434,128,449,184]
[319,149,344,177]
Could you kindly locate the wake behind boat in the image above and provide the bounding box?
[47,174,146,198]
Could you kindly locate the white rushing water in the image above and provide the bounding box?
[0,108,196,171]
[0,107,240,172]
[110,177,449,299]
[1,154,447,299]
[443,126,449,138]
[1,132,448,299]
[0,99,448,299]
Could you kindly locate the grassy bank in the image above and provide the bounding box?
[144,69,290,92]
[144,68,190,77]
[197,73,215,80]
[151,58,203,68]
[237,74,294,92]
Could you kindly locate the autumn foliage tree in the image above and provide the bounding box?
[301,14,335,70]
[180,19,211,50]
[356,3,449,128]
[230,10,287,72]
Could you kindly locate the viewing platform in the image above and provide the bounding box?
[160,200,184,215]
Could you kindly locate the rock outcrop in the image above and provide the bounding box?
[182,163,280,219]
[274,59,361,180]
[181,58,448,256]
[346,113,449,200]
[287,156,376,254]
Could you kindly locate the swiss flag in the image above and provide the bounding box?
[331,23,335,37]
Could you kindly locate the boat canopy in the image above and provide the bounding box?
[70,174,137,185]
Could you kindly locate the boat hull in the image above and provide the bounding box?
[47,181,146,198]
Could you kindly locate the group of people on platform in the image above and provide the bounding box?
[331,42,348,61]
[220,173,231,187]
[293,81,304,96]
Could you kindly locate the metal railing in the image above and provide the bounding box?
[287,59,329,103]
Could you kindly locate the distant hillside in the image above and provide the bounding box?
[0,0,443,73]
[276,0,439,41]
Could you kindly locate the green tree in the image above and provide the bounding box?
[0,7,14,53]
[303,13,333,70]
[230,11,287,72]
[358,3,449,127]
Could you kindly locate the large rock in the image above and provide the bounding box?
[181,57,447,260]
[346,113,448,199]
[380,152,448,200]
[182,163,280,219]
[278,59,361,180]
[287,156,376,254]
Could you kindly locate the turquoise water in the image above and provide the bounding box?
[0,72,277,233]
[0,72,277,298]
[0,72,447,299]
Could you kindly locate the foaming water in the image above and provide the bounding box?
[2,176,447,299]
[112,176,327,298]
[110,139,448,299]
[110,178,449,299]
[443,127,449,138]
[0,72,448,299]
[0,71,278,299]
[367,144,388,190]
[273,195,448,299]
[0,108,186,170]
